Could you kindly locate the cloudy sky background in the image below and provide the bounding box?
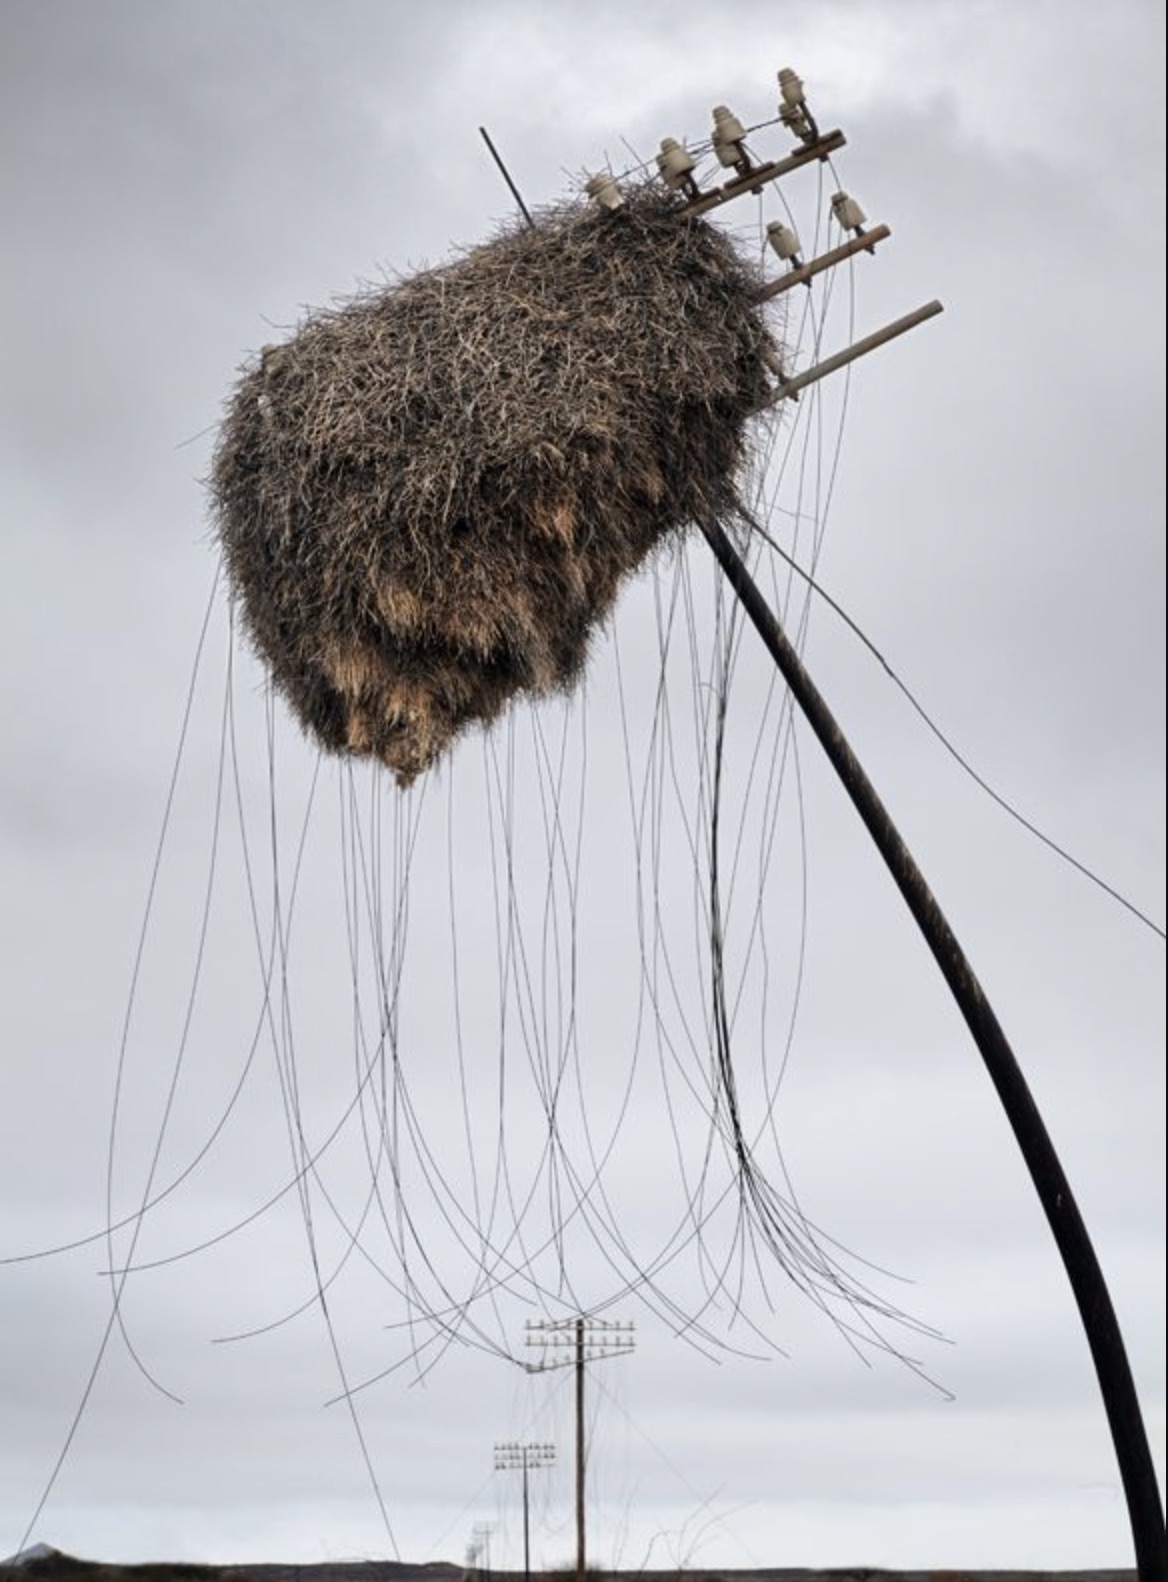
[2,0,1164,1571]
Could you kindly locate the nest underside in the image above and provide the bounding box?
[211,188,776,784]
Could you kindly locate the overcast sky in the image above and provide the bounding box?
[1,0,1164,1572]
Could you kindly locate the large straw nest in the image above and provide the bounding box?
[211,186,777,785]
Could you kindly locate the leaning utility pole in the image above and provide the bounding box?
[524,1317,634,1582]
[494,1440,556,1582]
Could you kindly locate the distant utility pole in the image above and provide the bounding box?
[495,1440,557,1582]
[469,1520,495,1582]
[524,1317,634,1582]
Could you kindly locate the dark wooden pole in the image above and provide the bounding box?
[698,514,1166,1582]
[575,1318,586,1582]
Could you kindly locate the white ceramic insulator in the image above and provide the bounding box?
[656,137,696,186]
[711,104,747,166]
[766,221,801,261]
[778,67,805,108]
[831,190,867,230]
[586,171,626,210]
